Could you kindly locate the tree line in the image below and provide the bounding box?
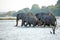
[0,0,60,17]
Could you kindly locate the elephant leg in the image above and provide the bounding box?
[53,24,56,34]
[33,23,36,27]
[25,22,28,27]
[44,23,46,27]
[51,23,56,34]
[53,27,55,34]
[33,25,36,27]
[21,21,25,26]
[50,27,56,34]
[29,23,31,27]
[15,19,19,26]
[29,24,31,27]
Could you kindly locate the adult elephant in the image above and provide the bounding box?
[41,14,56,34]
[35,12,57,34]
[15,13,27,26]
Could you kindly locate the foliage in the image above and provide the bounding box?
[0,0,60,17]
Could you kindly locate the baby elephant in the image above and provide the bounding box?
[24,16,40,27]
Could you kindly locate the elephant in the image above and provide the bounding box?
[15,12,40,27]
[15,13,27,26]
[41,15,56,34]
[24,15,40,27]
[35,12,57,34]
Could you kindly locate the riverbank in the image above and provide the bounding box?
[0,17,16,20]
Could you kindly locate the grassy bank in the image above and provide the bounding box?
[0,17,16,20]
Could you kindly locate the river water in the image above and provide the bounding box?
[0,19,60,40]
